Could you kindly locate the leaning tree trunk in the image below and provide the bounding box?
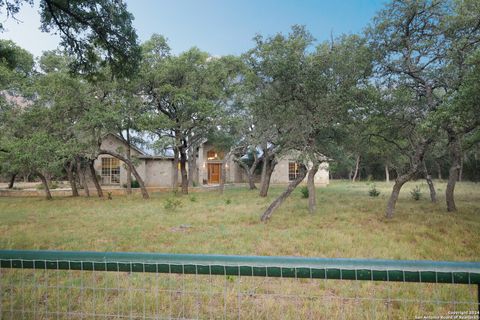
[99,149,149,199]
[247,172,256,190]
[385,164,390,183]
[8,173,16,189]
[385,141,430,218]
[88,160,103,198]
[423,161,437,203]
[259,146,269,192]
[446,132,461,212]
[37,172,52,200]
[352,155,360,182]
[307,161,320,214]
[238,161,256,190]
[385,174,412,219]
[261,164,307,222]
[65,162,79,197]
[237,157,261,190]
[259,157,276,197]
[76,157,90,197]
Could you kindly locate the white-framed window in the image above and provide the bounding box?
[101,157,120,184]
[288,162,300,181]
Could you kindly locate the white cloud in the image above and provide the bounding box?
[0,3,61,58]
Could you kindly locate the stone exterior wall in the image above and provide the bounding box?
[270,157,329,186]
[144,159,174,187]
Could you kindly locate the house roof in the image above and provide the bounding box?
[105,133,147,155]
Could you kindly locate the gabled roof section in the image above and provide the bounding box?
[104,133,147,156]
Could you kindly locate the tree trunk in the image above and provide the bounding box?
[99,149,149,199]
[65,162,79,197]
[259,146,268,191]
[307,161,320,214]
[238,160,256,189]
[126,130,132,195]
[385,141,430,218]
[261,164,307,222]
[180,143,188,195]
[76,157,90,197]
[423,161,437,203]
[458,155,463,182]
[89,160,103,198]
[385,164,390,183]
[385,174,411,219]
[37,172,52,200]
[352,155,360,182]
[247,173,256,189]
[172,148,179,191]
[446,132,461,212]
[236,156,261,190]
[8,173,16,189]
[436,161,442,180]
[188,147,198,187]
[259,156,276,197]
[219,154,229,195]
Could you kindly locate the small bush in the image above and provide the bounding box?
[190,195,197,202]
[131,180,140,188]
[225,198,232,205]
[411,186,421,201]
[164,198,182,210]
[107,192,112,200]
[123,180,140,188]
[368,184,380,197]
[299,186,309,198]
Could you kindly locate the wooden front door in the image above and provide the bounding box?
[208,163,221,184]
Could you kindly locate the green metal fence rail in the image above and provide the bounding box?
[1,250,480,284]
[1,250,479,319]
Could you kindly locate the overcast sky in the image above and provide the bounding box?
[0,0,386,58]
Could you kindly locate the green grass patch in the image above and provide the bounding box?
[0,180,478,261]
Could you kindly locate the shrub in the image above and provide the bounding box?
[368,184,380,197]
[411,186,421,201]
[299,186,309,198]
[190,195,197,202]
[225,198,232,205]
[131,180,140,188]
[123,180,140,188]
[107,192,112,200]
[164,198,182,210]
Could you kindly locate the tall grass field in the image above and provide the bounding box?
[1,180,479,319]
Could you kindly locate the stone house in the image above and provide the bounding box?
[93,134,329,188]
